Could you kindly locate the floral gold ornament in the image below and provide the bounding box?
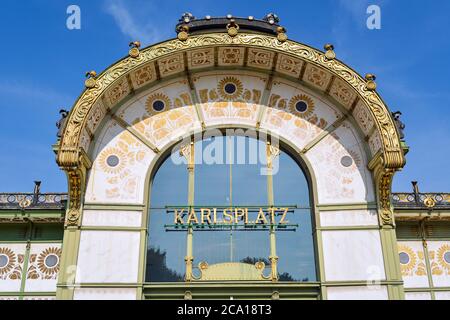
[276,26,287,43]
[177,25,190,41]
[324,44,336,60]
[99,147,127,174]
[397,244,417,275]
[288,94,315,118]
[19,198,32,208]
[423,197,436,208]
[84,70,97,89]
[0,248,16,276]
[145,93,171,114]
[128,41,141,58]
[217,77,243,100]
[37,247,61,276]
[437,244,450,272]
[227,20,239,37]
[365,74,377,91]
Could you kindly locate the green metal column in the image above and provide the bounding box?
[266,141,280,281]
[183,142,195,282]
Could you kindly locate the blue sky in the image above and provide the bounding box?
[0,0,449,193]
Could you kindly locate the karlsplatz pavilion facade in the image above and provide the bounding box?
[0,14,449,300]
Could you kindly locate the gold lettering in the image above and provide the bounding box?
[269,207,276,224]
[223,208,233,224]
[200,208,212,224]
[234,208,246,223]
[279,207,289,224]
[187,208,199,224]
[255,208,268,224]
[174,209,185,224]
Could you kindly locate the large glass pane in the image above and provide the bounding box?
[194,136,269,267]
[146,135,316,283]
[146,154,187,282]
[273,153,317,281]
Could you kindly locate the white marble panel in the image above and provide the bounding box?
[322,230,386,281]
[405,292,432,300]
[327,286,388,300]
[76,231,140,283]
[82,210,142,228]
[73,288,137,300]
[435,291,450,300]
[23,296,56,300]
[320,210,378,227]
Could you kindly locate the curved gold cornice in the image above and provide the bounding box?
[57,32,405,171]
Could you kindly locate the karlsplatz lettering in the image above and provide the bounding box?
[173,207,290,225]
[177,304,211,318]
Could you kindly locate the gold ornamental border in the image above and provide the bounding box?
[57,33,405,171]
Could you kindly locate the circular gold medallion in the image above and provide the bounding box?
[129,47,140,58]
[366,81,377,91]
[227,27,238,37]
[325,50,336,60]
[84,78,96,89]
[177,31,189,41]
[277,33,287,43]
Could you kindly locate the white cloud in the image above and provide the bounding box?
[104,0,166,45]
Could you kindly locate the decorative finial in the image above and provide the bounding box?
[263,13,280,25]
[177,25,190,41]
[227,19,239,37]
[85,71,97,89]
[276,26,287,42]
[365,73,377,91]
[128,41,141,58]
[180,12,195,24]
[33,181,41,197]
[324,44,336,60]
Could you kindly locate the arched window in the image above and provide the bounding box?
[145,134,316,282]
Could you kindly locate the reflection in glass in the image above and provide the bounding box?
[146,135,316,282]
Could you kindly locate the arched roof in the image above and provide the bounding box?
[56,32,405,173]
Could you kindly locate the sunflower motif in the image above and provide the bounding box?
[337,149,362,174]
[145,93,171,115]
[397,244,417,275]
[217,77,244,100]
[37,247,62,276]
[98,147,127,174]
[437,244,450,272]
[0,247,16,276]
[288,94,315,118]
